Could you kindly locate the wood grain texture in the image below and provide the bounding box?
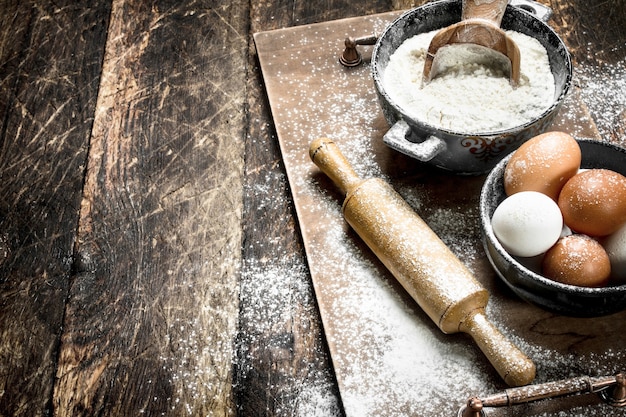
[237,2,397,416]
[549,0,626,143]
[235,33,344,417]
[0,2,110,416]
[0,0,623,416]
[550,0,626,65]
[52,1,248,415]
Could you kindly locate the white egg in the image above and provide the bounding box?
[560,224,573,238]
[491,191,563,257]
[602,223,626,282]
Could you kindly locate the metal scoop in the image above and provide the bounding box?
[422,0,521,86]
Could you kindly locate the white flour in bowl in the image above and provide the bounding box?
[383,29,556,133]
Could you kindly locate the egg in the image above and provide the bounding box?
[504,131,581,201]
[601,223,626,283]
[491,191,563,257]
[558,169,626,236]
[542,234,611,287]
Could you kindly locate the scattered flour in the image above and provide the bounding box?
[237,252,343,417]
[383,29,556,133]
[248,13,626,417]
[575,60,626,144]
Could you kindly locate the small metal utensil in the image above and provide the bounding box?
[458,372,626,416]
[422,0,521,86]
[340,35,378,67]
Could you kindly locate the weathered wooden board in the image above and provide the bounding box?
[548,0,626,144]
[52,1,248,415]
[236,3,396,416]
[0,2,111,416]
[254,7,626,417]
[0,0,622,416]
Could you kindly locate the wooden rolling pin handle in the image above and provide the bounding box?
[460,310,536,387]
[309,137,535,387]
[309,138,363,195]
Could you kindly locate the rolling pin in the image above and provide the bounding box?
[309,138,535,387]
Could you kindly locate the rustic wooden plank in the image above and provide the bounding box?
[549,0,626,144]
[550,0,626,65]
[235,62,345,416]
[236,2,397,417]
[0,0,621,415]
[53,1,248,415]
[0,2,110,416]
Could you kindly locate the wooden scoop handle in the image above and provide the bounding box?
[422,0,520,86]
[462,0,508,26]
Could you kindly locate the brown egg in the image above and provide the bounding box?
[504,131,581,201]
[558,169,626,236]
[542,235,611,287]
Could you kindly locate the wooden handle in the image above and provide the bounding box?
[423,0,520,86]
[462,0,508,25]
[309,138,363,195]
[309,138,536,387]
[460,310,536,386]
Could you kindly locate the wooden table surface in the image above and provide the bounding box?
[0,1,624,416]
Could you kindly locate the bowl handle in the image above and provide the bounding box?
[509,0,552,22]
[382,120,447,162]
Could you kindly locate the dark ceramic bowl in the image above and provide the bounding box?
[372,0,572,174]
[480,139,626,317]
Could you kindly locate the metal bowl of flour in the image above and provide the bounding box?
[371,0,572,174]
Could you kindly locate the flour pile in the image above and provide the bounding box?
[383,29,556,133]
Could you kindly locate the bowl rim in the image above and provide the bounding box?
[371,0,573,137]
[480,138,626,295]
